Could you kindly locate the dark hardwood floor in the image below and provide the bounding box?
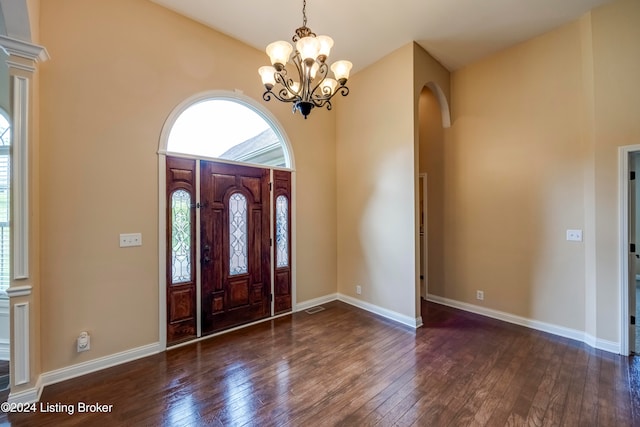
[1,300,638,426]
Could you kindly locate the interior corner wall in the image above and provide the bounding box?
[413,43,451,315]
[38,0,337,372]
[336,43,416,320]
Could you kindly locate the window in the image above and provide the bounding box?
[167,98,288,167]
[229,192,248,275]
[0,113,9,294]
[276,195,289,268]
[170,189,192,284]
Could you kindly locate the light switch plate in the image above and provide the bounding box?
[566,229,583,242]
[120,233,142,247]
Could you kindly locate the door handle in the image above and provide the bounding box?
[202,244,211,265]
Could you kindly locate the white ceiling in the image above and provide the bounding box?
[150,0,613,72]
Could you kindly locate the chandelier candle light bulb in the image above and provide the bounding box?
[258,0,352,119]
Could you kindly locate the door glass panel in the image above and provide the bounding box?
[229,192,248,275]
[276,195,289,268]
[171,189,192,284]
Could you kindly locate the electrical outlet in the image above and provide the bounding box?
[476,290,484,301]
[566,229,583,242]
[77,331,90,352]
[120,233,142,247]
[356,285,362,295]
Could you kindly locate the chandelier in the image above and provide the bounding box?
[258,0,352,119]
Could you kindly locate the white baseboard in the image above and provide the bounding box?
[9,342,162,404]
[296,293,422,329]
[7,376,42,404]
[40,342,162,388]
[295,293,338,312]
[583,334,620,354]
[426,294,621,354]
[338,293,422,329]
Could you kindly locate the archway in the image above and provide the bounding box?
[417,83,449,318]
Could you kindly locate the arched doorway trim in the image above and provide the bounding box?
[425,82,451,129]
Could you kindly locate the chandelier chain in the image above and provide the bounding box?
[302,0,307,27]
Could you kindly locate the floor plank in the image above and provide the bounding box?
[0,300,636,426]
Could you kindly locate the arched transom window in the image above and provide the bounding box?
[167,98,290,168]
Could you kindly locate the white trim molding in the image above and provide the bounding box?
[13,302,29,385]
[5,285,32,298]
[618,144,640,356]
[0,35,49,64]
[7,376,42,404]
[12,74,29,279]
[427,294,621,354]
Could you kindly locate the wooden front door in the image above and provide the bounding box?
[166,157,292,345]
[200,161,271,334]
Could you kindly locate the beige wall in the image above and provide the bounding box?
[336,44,417,319]
[446,20,587,329]
[590,0,640,341]
[38,0,337,372]
[438,0,640,342]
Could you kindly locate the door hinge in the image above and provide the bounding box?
[191,202,207,209]
[632,315,636,325]
[631,171,636,181]
[270,293,273,302]
[269,182,273,191]
[270,238,273,247]
[632,243,636,253]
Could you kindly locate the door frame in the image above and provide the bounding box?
[159,155,296,349]
[419,173,428,299]
[157,91,296,350]
[619,144,640,356]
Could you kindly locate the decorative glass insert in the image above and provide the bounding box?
[0,114,9,294]
[229,192,248,275]
[171,189,192,284]
[276,195,289,268]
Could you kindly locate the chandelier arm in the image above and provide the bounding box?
[335,86,349,97]
[312,84,349,108]
[263,88,295,103]
[271,68,302,102]
[308,63,330,100]
[313,99,332,111]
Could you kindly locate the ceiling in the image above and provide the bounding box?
[150,0,613,73]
